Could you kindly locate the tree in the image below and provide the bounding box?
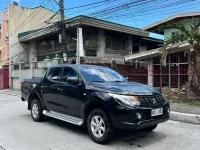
[162,22,200,99]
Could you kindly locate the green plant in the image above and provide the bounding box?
[162,22,200,99]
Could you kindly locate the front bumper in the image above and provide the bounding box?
[107,102,170,130]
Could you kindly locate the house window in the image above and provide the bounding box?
[106,37,127,51]
[171,31,185,44]
[37,41,46,54]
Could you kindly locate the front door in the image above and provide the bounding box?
[57,67,85,117]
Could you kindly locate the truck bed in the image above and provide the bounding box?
[24,78,43,84]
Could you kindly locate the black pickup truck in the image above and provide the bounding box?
[21,64,169,144]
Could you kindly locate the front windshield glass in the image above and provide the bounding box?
[79,66,127,82]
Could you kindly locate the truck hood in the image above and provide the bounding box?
[86,82,160,95]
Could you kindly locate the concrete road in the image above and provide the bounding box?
[0,93,200,150]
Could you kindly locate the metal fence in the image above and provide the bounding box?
[87,61,196,92]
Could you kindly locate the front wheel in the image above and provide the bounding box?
[140,125,157,131]
[87,109,114,144]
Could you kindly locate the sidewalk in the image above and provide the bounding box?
[0,89,20,96]
[170,103,200,115]
[170,103,200,125]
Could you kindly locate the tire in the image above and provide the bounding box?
[31,99,44,122]
[140,125,157,131]
[87,109,114,144]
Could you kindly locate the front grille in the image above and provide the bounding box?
[138,95,165,107]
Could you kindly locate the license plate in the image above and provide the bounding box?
[151,108,163,117]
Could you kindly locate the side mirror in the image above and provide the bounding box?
[50,76,58,81]
[67,77,79,85]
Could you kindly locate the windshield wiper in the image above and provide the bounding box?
[113,80,124,82]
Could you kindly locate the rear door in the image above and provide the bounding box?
[41,67,63,112]
[56,67,85,117]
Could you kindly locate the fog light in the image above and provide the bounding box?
[137,113,142,119]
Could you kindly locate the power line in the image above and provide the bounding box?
[64,0,116,11]
[92,0,195,19]
[101,0,199,22]
[65,0,117,17]
[2,0,199,63]
[89,0,149,17]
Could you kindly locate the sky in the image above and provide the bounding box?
[1,0,200,40]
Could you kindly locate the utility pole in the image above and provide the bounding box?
[59,0,68,62]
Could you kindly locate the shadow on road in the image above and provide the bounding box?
[38,116,166,147]
[112,129,166,147]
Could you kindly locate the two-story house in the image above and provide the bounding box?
[125,12,200,89]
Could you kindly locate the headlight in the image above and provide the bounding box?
[108,93,140,107]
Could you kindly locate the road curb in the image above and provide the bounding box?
[170,111,200,125]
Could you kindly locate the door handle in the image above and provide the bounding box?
[57,88,63,91]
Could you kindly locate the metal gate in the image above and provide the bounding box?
[0,68,9,90]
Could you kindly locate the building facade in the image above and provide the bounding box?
[0,4,60,65]
[10,15,162,89]
[125,12,200,88]
[0,3,60,88]
[7,4,60,64]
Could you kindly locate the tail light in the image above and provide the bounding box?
[21,81,24,86]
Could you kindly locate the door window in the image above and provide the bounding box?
[47,67,62,82]
[61,67,79,83]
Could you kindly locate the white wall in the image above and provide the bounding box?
[9,38,29,63]
[164,18,200,40]
[10,59,60,89]
[13,78,20,89]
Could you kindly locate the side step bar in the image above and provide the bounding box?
[43,110,83,126]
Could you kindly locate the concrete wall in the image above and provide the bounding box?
[164,18,200,40]
[10,58,61,89]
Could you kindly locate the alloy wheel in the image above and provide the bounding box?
[90,115,105,138]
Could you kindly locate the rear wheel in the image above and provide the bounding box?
[140,125,157,131]
[31,99,44,122]
[87,109,113,144]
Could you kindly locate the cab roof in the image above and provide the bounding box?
[48,64,107,69]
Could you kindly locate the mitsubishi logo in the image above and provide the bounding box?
[152,98,157,105]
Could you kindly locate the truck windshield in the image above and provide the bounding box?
[78,67,127,82]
